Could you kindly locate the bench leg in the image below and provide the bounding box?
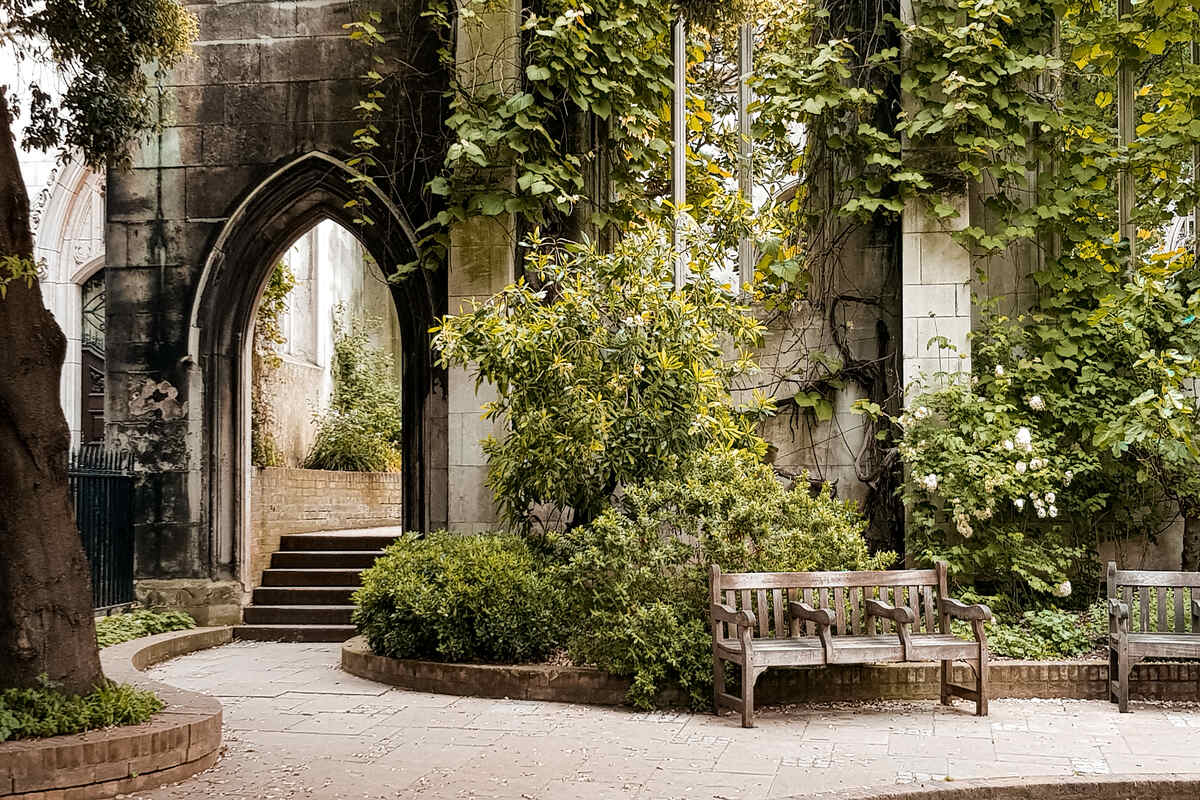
[939,660,952,706]
[975,648,989,717]
[712,652,725,715]
[1108,646,1119,705]
[1117,646,1130,713]
[741,661,756,728]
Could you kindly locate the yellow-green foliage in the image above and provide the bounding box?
[94,610,195,649]
[0,679,162,743]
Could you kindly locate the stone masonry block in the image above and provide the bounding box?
[107,167,186,222]
[903,194,969,234]
[224,83,291,126]
[918,232,971,284]
[169,42,261,87]
[916,316,971,357]
[184,165,260,219]
[902,283,959,319]
[161,85,226,127]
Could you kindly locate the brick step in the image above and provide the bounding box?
[261,568,364,587]
[242,605,354,626]
[252,586,358,605]
[279,531,403,551]
[233,624,357,643]
[270,550,384,570]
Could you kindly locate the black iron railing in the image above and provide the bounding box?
[68,446,135,611]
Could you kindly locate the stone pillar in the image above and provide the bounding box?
[446,0,520,532]
[901,195,972,392]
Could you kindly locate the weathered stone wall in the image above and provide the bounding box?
[248,467,403,586]
[104,0,446,584]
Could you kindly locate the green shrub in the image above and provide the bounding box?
[0,679,163,742]
[963,605,1107,660]
[305,317,403,472]
[353,532,562,663]
[556,449,893,709]
[95,609,195,648]
[433,228,773,531]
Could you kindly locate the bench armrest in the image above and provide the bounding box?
[1109,598,1130,621]
[865,599,916,625]
[941,598,993,622]
[788,601,835,628]
[711,603,756,630]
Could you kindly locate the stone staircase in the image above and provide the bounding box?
[235,527,402,642]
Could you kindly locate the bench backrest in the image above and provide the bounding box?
[711,563,950,639]
[1107,562,1200,634]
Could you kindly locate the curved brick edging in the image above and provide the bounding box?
[342,636,1200,705]
[0,626,232,799]
[787,774,1200,800]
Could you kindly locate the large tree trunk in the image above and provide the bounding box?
[0,93,103,694]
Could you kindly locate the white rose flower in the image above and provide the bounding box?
[1048,505,1058,518]
[1064,470,1073,485]
[1015,461,1027,475]
[956,518,974,537]
[1054,580,1072,597]
[921,473,939,492]
[1028,395,1045,411]
[995,364,1006,377]
[1037,507,1047,518]
[1045,491,1056,503]
[915,406,931,420]
[1003,439,1014,451]
[1014,498,1025,510]
[1030,457,1045,471]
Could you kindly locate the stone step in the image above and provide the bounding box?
[252,586,358,606]
[242,604,355,626]
[279,530,404,552]
[233,624,357,643]
[270,550,384,570]
[261,568,364,587]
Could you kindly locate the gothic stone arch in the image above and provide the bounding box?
[103,1,448,603]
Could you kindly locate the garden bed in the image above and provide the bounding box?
[341,635,1200,706]
[0,627,230,799]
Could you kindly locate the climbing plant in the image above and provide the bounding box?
[250,263,295,468]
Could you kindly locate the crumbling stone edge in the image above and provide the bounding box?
[342,635,1200,706]
[0,626,232,798]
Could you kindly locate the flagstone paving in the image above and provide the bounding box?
[128,641,1200,799]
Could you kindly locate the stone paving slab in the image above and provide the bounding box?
[127,642,1200,800]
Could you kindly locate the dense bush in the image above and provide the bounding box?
[0,679,163,742]
[353,532,562,663]
[305,317,403,472]
[555,449,893,709]
[433,229,773,531]
[94,609,195,648]
[955,603,1106,660]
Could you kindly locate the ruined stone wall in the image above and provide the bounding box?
[104,0,445,582]
[248,467,403,586]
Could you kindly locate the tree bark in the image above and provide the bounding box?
[0,92,103,694]
[1183,511,1200,573]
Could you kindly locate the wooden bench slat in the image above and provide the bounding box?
[1176,587,1187,633]
[1140,589,1150,634]
[922,586,935,635]
[833,586,846,636]
[719,569,938,590]
[849,586,862,635]
[772,589,785,638]
[818,587,830,631]
[1121,585,1131,630]
[1158,587,1169,634]
[787,588,800,637]
[908,585,921,633]
[756,589,769,638]
[1115,570,1200,587]
[802,588,814,635]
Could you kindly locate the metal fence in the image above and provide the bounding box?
[68,445,135,611]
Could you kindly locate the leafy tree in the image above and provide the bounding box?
[433,227,773,532]
[0,0,195,693]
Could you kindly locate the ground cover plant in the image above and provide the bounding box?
[94,610,196,649]
[0,679,163,743]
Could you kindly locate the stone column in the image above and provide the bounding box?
[446,0,520,532]
[901,195,972,393]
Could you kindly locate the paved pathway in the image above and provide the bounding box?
[131,642,1200,799]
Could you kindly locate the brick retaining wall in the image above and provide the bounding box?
[249,467,403,586]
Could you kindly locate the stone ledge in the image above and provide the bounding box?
[0,627,232,799]
[341,636,1200,706]
[788,774,1200,800]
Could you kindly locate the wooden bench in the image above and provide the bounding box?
[710,561,991,727]
[1106,562,1200,712]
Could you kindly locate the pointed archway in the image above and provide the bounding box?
[187,152,447,584]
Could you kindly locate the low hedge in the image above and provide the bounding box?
[353,532,563,664]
